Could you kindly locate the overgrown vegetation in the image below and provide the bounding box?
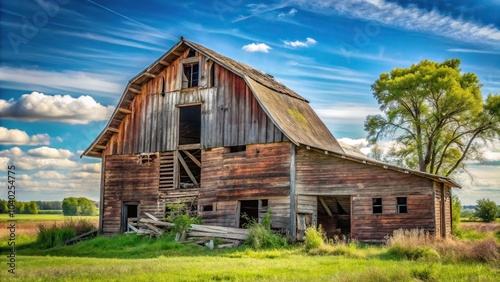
[387,228,499,262]
[304,226,359,257]
[452,195,462,234]
[36,218,97,248]
[244,210,288,250]
[164,200,201,240]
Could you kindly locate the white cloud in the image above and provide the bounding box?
[447,48,500,55]
[284,37,317,47]
[27,146,74,159]
[242,43,272,53]
[0,92,114,124]
[31,171,67,179]
[15,157,78,171]
[278,8,298,18]
[0,147,25,158]
[292,0,500,46]
[0,127,50,145]
[315,103,380,125]
[80,163,101,173]
[0,66,122,95]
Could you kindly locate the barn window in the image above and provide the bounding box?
[187,48,196,58]
[210,62,215,87]
[182,63,199,88]
[228,145,246,153]
[201,204,214,212]
[397,197,407,214]
[372,198,382,214]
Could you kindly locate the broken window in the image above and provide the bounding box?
[372,198,382,214]
[179,105,201,145]
[228,145,246,153]
[397,197,407,214]
[210,62,215,87]
[201,204,214,212]
[182,63,199,88]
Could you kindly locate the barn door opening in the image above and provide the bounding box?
[121,202,139,233]
[317,196,351,238]
[179,105,201,145]
[239,200,259,228]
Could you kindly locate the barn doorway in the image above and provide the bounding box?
[179,105,201,145]
[239,200,259,228]
[317,196,351,238]
[121,202,139,233]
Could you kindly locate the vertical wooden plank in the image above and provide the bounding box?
[216,76,225,147]
[151,94,158,152]
[237,78,245,145]
[223,69,231,146]
[258,99,267,142]
[139,94,147,153]
[244,85,252,145]
[266,114,274,143]
[250,90,259,144]
[289,143,296,241]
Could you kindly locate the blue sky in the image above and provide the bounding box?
[0,0,499,205]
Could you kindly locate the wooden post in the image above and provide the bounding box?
[289,144,296,241]
[98,154,105,234]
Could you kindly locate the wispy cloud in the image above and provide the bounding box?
[291,0,500,46]
[242,43,272,53]
[0,92,114,124]
[278,8,297,19]
[233,3,289,23]
[448,48,500,55]
[284,37,317,47]
[0,67,122,95]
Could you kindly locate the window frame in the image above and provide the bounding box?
[180,56,201,89]
[372,197,383,214]
[397,197,408,214]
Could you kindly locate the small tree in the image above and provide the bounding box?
[475,199,498,223]
[451,195,461,234]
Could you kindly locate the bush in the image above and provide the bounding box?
[36,218,97,249]
[244,210,287,250]
[475,199,499,223]
[304,226,325,251]
[37,224,77,249]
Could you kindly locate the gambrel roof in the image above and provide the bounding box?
[82,37,345,157]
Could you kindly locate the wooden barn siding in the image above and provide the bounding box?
[295,148,436,242]
[198,143,291,229]
[106,50,285,155]
[102,154,161,235]
[296,195,317,226]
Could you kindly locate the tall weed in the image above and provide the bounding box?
[36,218,97,249]
[244,210,287,250]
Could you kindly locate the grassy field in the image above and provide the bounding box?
[0,214,98,222]
[0,215,498,281]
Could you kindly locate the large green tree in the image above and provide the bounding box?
[365,59,500,176]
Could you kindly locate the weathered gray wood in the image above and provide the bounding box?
[145,223,164,235]
[178,152,199,186]
[182,150,201,167]
[289,144,296,240]
[319,197,333,217]
[144,212,160,221]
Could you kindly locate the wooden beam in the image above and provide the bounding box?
[177,153,199,186]
[143,72,156,78]
[145,223,164,236]
[106,127,119,133]
[172,51,182,56]
[94,145,107,150]
[158,60,170,66]
[182,150,201,167]
[144,212,160,221]
[178,143,200,150]
[128,87,141,94]
[319,197,334,217]
[118,108,132,114]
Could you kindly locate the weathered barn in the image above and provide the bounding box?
[82,37,460,242]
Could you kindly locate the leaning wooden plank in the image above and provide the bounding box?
[64,230,98,245]
[128,224,139,232]
[140,218,175,227]
[190,224,249,235]
[217,244,236,249]
[145,223,164,236]
[144,212,160,221]
[177,153,199,186]
[319,197,334,217]
[182,150,201,167]
[188,231,247,240]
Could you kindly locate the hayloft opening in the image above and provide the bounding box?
[179,105,201,145]
[317,196,351,238]
[121,202,139,233]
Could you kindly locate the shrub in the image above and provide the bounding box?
[304,226,325,251]
[37,224,76,249]
[475,199,499,223]
[244,210,287,250]
[36,218,97,249]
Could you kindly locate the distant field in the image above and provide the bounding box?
[0,214,98,222]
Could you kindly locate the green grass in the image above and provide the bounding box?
[0,214,98,222]
[1,252,498,281]
[37,210,63,214]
